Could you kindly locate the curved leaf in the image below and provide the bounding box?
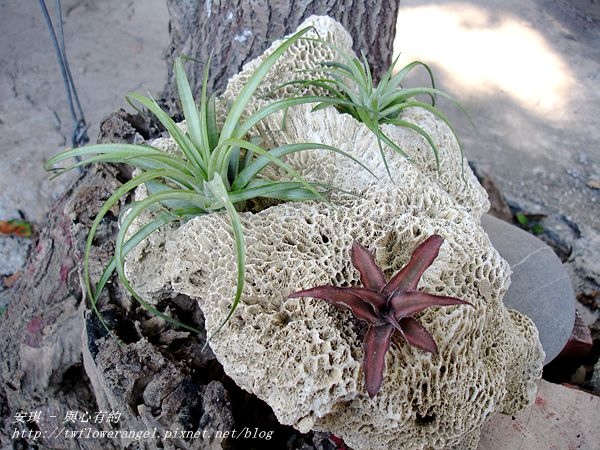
[127,92,205,176]
[222,138,326,203]
[381,100,467,181]
[351,241,386,291]
[231,140,376,191]
[386,118,440,170]
[219,27,313,142]
[383,235,444,295]
[398,317,438,354]
[113,190,218,334]
[204,176,247,343]
[90,212,182,337]
[237,95,352,138]
[391,291,472,320]
[45,143,191,174]
[84,171,203,336]
[227,180,322,203]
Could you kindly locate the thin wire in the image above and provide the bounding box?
[38,0,89,153]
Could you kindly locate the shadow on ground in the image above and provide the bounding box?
[395,0,600,306]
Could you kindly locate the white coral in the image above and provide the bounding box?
[125,16,543,450]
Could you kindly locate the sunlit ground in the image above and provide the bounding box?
[394,2,575,119]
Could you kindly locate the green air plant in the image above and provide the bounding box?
[45,28,372,341]
[286,42,472,178]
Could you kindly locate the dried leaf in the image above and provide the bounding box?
[0,220,33,238]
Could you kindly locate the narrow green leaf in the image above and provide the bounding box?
[127,92,206,176]
[320,61,356,79]
[175,58,204,159]
[113,190,217,334]
[198,56,214,164]
[372,127,411,159]
[90,212,182,337]
[206,93,220,150]
[266,77,346,100]
[374,53,400,95]
[51,155,196,182]
[374,131,393,179]
[242,144,254,171]
[238,95,351,137]
[231,141,376,191]
[383,61,436,104]
[383,87,474,129]
[47,143,171,167]
[84,170,188,336]
[145,179,210,211]
[386,118,440,170]
[382,100,467,179]
[219,27,312,142]
[359,52,373,97]
[227,146,241,184]
[223,139,324,202]
[227,180,323,203]
[204,176,246,342]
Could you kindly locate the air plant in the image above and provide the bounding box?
[45,27,372,340]
[283,42,472,178]
[288,235,472,398]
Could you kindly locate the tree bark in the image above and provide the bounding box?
[163,0,401,98]
[0,164,124,450]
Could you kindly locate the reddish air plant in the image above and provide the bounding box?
[288,234,472,398]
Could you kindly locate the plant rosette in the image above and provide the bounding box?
[71,17,545,450]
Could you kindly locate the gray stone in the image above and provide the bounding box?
[482,214,575,364]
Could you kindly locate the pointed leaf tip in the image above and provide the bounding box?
[383,235,445,294]
[391,292,472,319]
[399,317,438,354]
[363,324,394,398]
[288,285,382,325]
[351,241,386,291]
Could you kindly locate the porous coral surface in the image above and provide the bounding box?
[125,17,544,450]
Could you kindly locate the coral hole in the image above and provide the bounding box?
[415,413,436,426]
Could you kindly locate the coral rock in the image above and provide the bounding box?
[125,17,544,450]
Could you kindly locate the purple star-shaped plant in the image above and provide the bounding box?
[288,235,472,398]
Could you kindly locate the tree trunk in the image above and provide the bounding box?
[0,163,125,450]
[163,0,401,98]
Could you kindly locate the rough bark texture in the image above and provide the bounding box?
[163,0,400,97]
[0,164,123,450]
